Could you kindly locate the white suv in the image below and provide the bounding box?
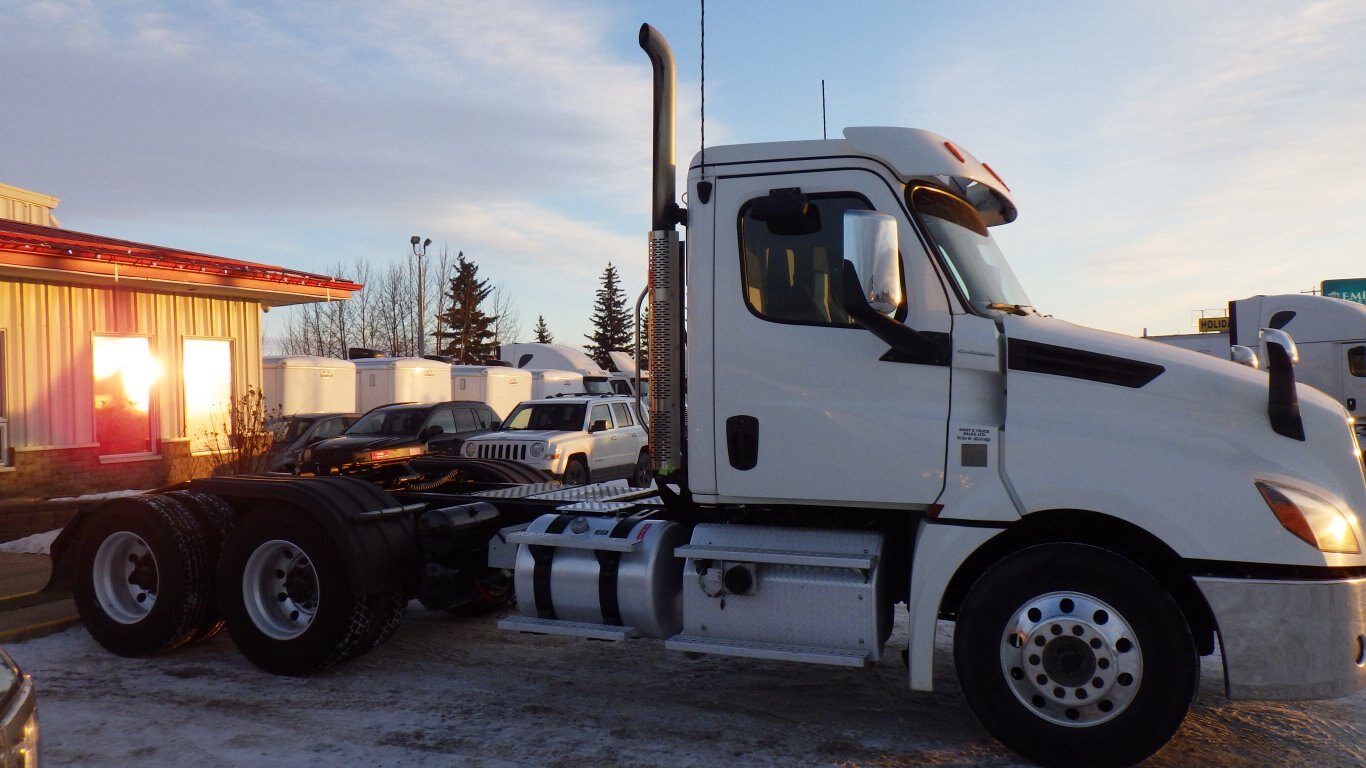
[461,395,650,486]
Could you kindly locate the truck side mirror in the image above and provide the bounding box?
[1229,345,1259,368]
[1261,328,1305,441]
[1260,328,1299,368]
[843,210,902,315]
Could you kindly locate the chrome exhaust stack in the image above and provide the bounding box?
[639,23,685,479]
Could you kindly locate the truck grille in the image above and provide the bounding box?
[469,442,528,461]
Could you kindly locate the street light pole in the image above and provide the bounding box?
[410,235,431,357]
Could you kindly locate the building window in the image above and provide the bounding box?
[184,339,232,451]
[93,336,159,456]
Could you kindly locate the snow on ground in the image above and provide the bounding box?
[0,529,59,555]
[6,606,1366,767]
[45,490,150,504]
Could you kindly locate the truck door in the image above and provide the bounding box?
[709,170,951,505]
[1340,343,1366,420]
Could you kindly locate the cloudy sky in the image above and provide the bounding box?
[4,0,1365,348]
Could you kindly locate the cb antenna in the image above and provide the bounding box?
[699,0,706,170]
[821,79,827,139]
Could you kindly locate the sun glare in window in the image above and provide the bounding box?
[93,336,159,454]
[184,339,232,450]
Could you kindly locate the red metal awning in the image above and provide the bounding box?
[0,220,363,307]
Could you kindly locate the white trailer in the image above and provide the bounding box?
[261,356,357,415]
[49,25,1366,768]
[352,357,452,412]
[450,365,532,420]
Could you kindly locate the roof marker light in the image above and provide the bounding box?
[943,142,966,163]
[982,163,1011,192]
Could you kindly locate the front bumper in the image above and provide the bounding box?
[1197,575,1366,700]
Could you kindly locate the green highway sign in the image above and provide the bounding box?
[1322,279,1366,305]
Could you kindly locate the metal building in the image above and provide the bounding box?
[0,184,360,498]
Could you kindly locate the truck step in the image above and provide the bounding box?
[664,634,872,667]
[497,615,638,642]
[673,544,876,570]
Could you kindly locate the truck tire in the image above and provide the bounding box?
[953,543,1197,768]
[73,495,214,657]
[217,513,377,675]
[163,490,236,643]
[563,457,589,485]
[342,591,408,661]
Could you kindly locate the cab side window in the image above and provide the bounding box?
[1349,346,1366,378]
[738,194,875,326]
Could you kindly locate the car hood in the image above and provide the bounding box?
[469,430,574,443]
[309,434,424,455]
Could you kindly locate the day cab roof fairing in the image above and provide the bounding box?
[690,127,1016,227]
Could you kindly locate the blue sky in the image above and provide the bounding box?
[4,1,1365,348]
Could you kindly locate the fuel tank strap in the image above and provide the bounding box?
[596,511,656,626]
[530,514,574,620]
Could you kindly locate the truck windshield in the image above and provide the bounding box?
[583,377,614,395]
[910,186,1033,316]
[502,403,586,431]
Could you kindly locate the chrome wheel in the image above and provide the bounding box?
[1000,591,1142,727]
[92,531,158,624]
[242,539,319,640]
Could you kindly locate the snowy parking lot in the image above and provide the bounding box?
[8,601,1366,767]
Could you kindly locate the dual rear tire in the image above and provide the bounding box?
[216,514,407,675]
[73,493,407,675]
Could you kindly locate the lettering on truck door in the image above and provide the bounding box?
[710,168,952,505]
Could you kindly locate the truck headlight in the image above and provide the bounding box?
[529,442,546,459]
[1256,480,1362,554]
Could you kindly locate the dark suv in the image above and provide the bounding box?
[298,401,498,475]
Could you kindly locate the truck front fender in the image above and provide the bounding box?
[906,519,1004,691]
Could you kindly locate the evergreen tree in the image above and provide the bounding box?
[637,304,650,370]
[583,262,632,369]
[433,251,498,363]
[533,315,554,343]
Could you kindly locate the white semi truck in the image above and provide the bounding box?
[1147,293,1366,435]
[44,25,1366,768]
